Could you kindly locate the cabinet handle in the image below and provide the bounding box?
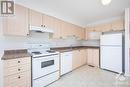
[18,69,21,71]
[27,33,29,36]
[18,61,20,63]
[18,76,21,79]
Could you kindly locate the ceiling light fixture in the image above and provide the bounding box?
[101,0,112,5]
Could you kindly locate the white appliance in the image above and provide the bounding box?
[100,32,124,73]
[27,44,59,87]
[30,26,54,33]
[60,52,72,75]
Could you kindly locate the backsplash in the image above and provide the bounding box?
[0,35,82,51]
[82,40,100,46]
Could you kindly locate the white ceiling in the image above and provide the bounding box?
[15,0,130,27]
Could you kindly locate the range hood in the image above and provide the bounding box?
[30,26,54,33]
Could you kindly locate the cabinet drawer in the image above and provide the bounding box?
[4,57,31,68]
[4,71,31,87]
[4,64,31,76]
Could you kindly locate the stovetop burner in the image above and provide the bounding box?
[32,51,42,55]
[29,49,59,58]
[46,50,56,53]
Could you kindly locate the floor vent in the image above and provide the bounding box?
[88,65,95,67]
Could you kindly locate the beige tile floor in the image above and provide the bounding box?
[47,65,130,87]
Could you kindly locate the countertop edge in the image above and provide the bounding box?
[51,46,100,53]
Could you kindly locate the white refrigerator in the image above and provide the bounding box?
[100,32,124,73]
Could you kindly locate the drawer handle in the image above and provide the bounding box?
[18,76,21,79]
[18,69,21,71]
[18,61,20,63]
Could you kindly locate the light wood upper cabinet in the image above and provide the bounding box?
[77,27,85,39]
[87,48,99,67]
[100,23,112,32]
[61,21,71,38]
[86,27,94,40]
[29,9,43,27]
[111,20,124,31]
[3,4,29,36]
[86,19,124,40]
[86,27,101,40]
[85,29,88,40]
[70,24,77,37]
[43,14,54,28]
[3,4,85,37]
[94,23,112,32]
[94,25,102,32]
[42,15,62,39]
[103,23,112,32]
[53,18,62,38]
[60,22,85,39]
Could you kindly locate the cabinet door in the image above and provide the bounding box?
[72,50,87,69]
[87,49,93,66]
[29,9,42,27]
[102,23,112,32]
[4,71,31,87]
[86,27,95,40]
[93,49,99,67]
[61,21,71,38]
[71,24,77,37]
[87,48,99,67]
[72,50,80,69]
[112,20,124,31]
[43,14,54,28]
[80,28,85,39]
[77,27,85,39]
[52,18,61,38]
[74,27,79,38]
[3,4,29,36]
[95,25,103,32]
[80,49,87,66]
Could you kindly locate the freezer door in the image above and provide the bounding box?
[100,46,122,73]
[100,33,122,46]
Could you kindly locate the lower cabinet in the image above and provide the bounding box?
[72,49,87,70]
[60,52,72,75]
[3,57,31,87]
[87,48,99,67]
[4,71,31,87]
[80,49,87,66]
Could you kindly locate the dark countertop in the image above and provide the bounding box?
[51,46,99,53]
[2,49,31,60]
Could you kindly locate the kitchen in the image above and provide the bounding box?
[0,0,130,87]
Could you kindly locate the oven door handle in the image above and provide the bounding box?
[33,54,58,58]
[41,60,54,68]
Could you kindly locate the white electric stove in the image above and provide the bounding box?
[27,44,60,87]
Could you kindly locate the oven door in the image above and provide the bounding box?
[32,54,59,79]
